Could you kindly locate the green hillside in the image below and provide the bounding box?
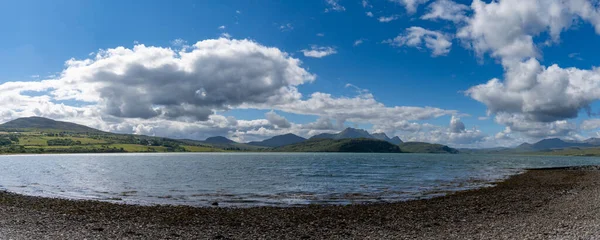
[273,138,402,153]
[398,142,459,154]
[0,117,102,133]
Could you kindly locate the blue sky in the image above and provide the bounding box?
[2,0,600,147]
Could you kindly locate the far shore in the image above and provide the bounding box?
[2,166,600,239]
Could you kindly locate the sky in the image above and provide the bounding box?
[2,0,600,148]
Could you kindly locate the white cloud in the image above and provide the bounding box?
[218,25,226,30]
[220,32,232,38]
[325,0,346,12]
[389,0,429,14]
[493,113,579,139]
[582,119,600,131]
[568,52,583,61]
[316,33,325,37]
[366,11,374,17]
[279,23,293,32]
[384,27,453,56]
[301,46,337,58]
[354,39,365,46]
[457,0,600,64]
[466,58,600,123]
[362,0,372,8]
[421,0,469,23]
[378,15,399,22]
[265,110,291,128]
[36,38,315,121]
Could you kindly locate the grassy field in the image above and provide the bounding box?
[2,133,225,154]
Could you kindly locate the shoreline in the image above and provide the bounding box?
[2,166,600,239]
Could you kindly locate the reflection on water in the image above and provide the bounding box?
[0,152,599,207]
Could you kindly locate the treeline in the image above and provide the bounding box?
[0,135,19,146]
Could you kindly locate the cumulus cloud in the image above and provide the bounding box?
[22,38,315,121]
[466,58,600,122]
[366,12,374,17]
[457,0,600,64]
[455,0,600,140]
[325,0,346,12]
[493,113,579,139]
[449,116,466,133]
[265,111,291,128]
[582,119,600,131]
[301,46,337,58]
[390,116,486,147]
[384,27,453,56]
[421,0,469,23]
[378,15,399,22]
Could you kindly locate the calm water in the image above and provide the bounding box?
[1,153,599,207]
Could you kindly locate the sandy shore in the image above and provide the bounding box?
[2,166,600,239]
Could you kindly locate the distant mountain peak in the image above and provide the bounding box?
[204,136,236,144]
[247,133,306,147]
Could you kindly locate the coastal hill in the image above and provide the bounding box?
[247,133,306,147]
[273,138,402,153]
[0,117,102,133]
[399,142,459,154]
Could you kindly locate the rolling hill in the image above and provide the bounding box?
[247,133,306,147]
[0,117,103,133]
[274,138,402,153]
[204,136,236,144]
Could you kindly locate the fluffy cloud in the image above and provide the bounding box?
[421,0,469,23]
[457,0,600,64]
[582,119,600,131]
[265,111,291,129]
[455,0,600,140]
[389,116,486,147]
[384,27,453,56]
[493,113,579,139]
[301,46,337,58]
[389,0,429,14]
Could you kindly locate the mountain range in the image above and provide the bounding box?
[310,127,403,144]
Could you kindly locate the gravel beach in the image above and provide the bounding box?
[2,166,600,239]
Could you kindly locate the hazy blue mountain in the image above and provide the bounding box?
[0,117,102,133]
[530,138,592,150]
[310,127,372,140]
[372,132,403,144]
[248,133,306,147]
[310,128,403,145]
[584,138,600,146]
[204,136,236,144]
